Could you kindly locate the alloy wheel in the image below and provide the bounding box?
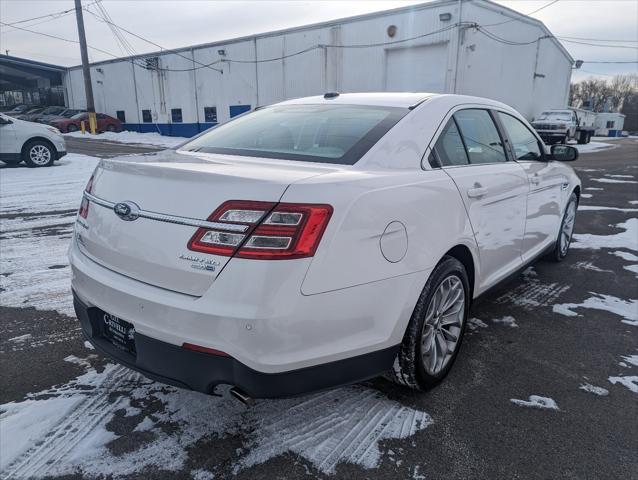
[420,275,465,375]
[29,145,51,166]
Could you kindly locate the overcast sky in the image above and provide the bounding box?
[1,0,636,81]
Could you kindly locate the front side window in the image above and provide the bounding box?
[497,112,543,161]
[454,109,507,164]
[433,119,469,167]
[181,104,408,165]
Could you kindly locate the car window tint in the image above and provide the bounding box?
[433,119,469,167]
[497,112,543,161]
[454,109,507,164]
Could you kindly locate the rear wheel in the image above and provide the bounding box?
[67,124,78,133]
[23,140,55,168]
[390,256,470,390]
[106,124,116,132]
[550,192,578,262]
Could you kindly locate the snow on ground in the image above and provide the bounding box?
[552,294,638,327]
[496,267,569,310]
[572,141,617,154]
[621,354,638,367]
[467,317,488,331]
[0,154,98,317]
[579,383,609,396]
[608,376,638,394]
[573,261,611,273]
[0,357,432,478]
[510,396,559,410]
[580,193,593,199]
[591,177,638,185]
[572,219,638,252]
[63,130,189,148]
[578,205,638,213]
[491,315,518,328]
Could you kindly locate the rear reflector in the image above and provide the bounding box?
[188,200,333,260]
[182,343,230,357]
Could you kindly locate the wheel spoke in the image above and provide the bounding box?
[440,326,458,343]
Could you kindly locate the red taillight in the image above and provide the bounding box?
[188,200,333,260]
[78,174,94,219]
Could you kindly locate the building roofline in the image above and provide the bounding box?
[0,54,67,72]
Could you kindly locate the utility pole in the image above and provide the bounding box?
[74,0,97,134]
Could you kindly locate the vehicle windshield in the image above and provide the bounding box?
[536,111,572,122]
[71,112,87,120]
[63,110,81,117]
[181,104,408,165]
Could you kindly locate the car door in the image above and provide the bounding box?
[0,116,18,156]
[432,109,528,292]
[96,114,108,131]
[496,111,566,262]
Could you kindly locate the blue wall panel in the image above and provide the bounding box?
[122,122,218,138]
[229,105,251,118]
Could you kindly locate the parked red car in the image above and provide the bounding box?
[50,112,122,133]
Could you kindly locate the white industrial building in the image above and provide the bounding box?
[63,0,574,136]
[594,112,625,137]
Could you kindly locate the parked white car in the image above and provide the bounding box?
[0,112,67,167]
[70,93,580,401]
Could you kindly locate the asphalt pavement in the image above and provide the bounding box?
[0,137,636,480]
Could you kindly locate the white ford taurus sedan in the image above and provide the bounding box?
[70,93,580,400]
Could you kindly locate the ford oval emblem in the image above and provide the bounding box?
[113,201,140,221]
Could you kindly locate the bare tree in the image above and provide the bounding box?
[570,74,638,112]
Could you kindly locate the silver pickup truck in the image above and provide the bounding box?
[531,108,596,145]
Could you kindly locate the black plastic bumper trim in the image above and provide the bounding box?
[73,292,399,398]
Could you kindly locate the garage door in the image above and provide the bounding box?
[385,42,448,93]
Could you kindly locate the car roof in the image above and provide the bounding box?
[276,92,438,108]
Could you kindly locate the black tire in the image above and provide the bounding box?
[106,124,116,132]
[559,135,567,144]
[67,124,78,132]
[586,132,592,144]
[22,140,56,168]
[390,256,470,390]
[550,192,578,262]
[577,131,588,145]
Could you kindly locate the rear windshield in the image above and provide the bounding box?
[180,104,408,165]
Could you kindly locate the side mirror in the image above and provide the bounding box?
[550,144,578,162]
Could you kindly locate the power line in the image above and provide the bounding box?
[558,35,638,43]
[583,60,638,64]
[1,1,99,28]
[482,0,560,27]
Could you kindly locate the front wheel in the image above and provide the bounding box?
[23,140,55,168]
[390,256,470,390]
[550,192,578,262]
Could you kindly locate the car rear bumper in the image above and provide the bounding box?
[74,292,398,398]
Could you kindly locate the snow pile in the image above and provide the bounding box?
[510,395,559,410]
[572,142,616,154]
[579,383,609,396]
[468,317,488,331]
[591,177,638,184]
[621,354,638,367]
[552,293,638,326]
[0,358,432,478]
[64,130,189,148]
[608,376,638,394]
[0,154,99,316]
[578,205,638,213]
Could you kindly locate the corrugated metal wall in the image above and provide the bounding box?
[63,0,572,136]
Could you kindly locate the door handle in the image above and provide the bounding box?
[467,187,488,198]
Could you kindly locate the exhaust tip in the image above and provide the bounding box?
[230,387,254,407]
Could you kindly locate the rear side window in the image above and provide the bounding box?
[454,110,507,164]
[433,119,469,167]
[181,104,408,165]
[497,112,543,161]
